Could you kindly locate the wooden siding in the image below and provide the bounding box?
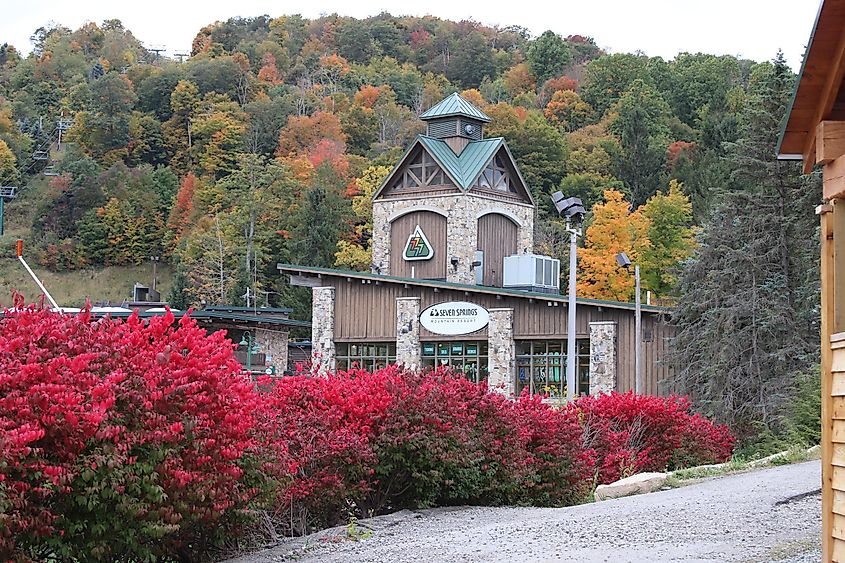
[390,211,447,280]
[324,276,675,394]
[477,213,517,287]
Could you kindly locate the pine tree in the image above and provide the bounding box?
[671,52,821,438]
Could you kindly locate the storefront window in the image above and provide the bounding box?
[422,341,488,384]
[336,342,397,371]
[516,340,590,397]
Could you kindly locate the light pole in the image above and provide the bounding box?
[616,252,643,394]
[239,332,259,374]
[551,192,586,400]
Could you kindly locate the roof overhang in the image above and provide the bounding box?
[777,0,845,171]
[278,263,670,315]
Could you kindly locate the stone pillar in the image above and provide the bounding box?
[445,199,477,285]
[371,201,390,274]
[395,297,421,370]
[311,287,336,375]
[255,328,289,375]
[589,321,617,395]
[487,308,515,395]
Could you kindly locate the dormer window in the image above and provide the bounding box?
[475,155,516,193]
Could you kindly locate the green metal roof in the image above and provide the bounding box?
[419,93,491,123]
[418,136,503,189]
[277,264,671,315]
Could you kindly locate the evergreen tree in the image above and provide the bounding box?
[671,53,821,438]
[290,162,352,268]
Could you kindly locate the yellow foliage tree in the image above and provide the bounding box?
[334,165,391,270]
[577,189,651,301]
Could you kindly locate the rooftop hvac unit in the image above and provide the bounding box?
[503,254,560,294]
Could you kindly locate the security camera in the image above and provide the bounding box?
[616,252,631,268]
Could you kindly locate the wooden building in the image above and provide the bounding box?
[778,1,845,560]
[280,93,675,396]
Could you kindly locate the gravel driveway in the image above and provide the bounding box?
[229,460,821,563]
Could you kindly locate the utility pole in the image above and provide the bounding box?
[0,186,16,236]
[616,252,644,394]
[634,264,643,394]
[565,220,580,400]
[551,192,586,400]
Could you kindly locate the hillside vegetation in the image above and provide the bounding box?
[0,14,821,438]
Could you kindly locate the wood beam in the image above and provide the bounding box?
[820,202,835,563]
[818,121,845,165]
[825,155,845,200]
[803,28,845,173]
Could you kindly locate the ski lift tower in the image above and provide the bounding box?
[0,186,16,236]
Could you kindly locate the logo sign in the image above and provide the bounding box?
[403,225,433,261]
[420,301,489,336]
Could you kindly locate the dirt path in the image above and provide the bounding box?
[229,460,821,563]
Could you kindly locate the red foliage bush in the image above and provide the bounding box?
[265,366,595,534]
[572,391,735,484]
[0,301,280,561]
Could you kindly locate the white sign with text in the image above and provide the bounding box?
[419,301,489,336]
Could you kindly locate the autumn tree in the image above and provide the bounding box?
[544,90,596,132]
[639,180,696,298]
[335,164,390,270]
[577,189,651,301]
[276,111,346,159]
[167,173,199,245]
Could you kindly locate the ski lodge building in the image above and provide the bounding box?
[280,93,675,396]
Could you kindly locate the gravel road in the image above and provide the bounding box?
[229,460,822,563]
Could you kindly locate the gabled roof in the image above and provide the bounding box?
[419,92,491,123]
[418,136,503,188]
[373,135,534,205]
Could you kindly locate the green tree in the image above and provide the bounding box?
[639,180,696,298]
[609,79,672,206]
[527,31,572,84]
[582,53,649,115]
[671,53,820,438]
[291,162,352,267]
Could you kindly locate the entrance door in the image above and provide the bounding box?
[477,213,518,287]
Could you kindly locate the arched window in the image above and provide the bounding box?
[475,155,516,193]
[390,149,454,190]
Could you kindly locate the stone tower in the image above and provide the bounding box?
[371,93,535,286]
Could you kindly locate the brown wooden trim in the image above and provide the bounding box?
[803,24,845,173]
[818,121,845,165]
[821,202,836,563]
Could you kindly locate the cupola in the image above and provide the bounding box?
[419,92,491,155]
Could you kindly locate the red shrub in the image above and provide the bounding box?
[572,391,735,484]
[0,300,281,560]
[264,366,594,534]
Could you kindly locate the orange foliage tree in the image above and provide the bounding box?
[577,189,651,301]
[276,111,346,159]
[167,173,199,246]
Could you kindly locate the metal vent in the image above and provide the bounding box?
[427,119,458,139]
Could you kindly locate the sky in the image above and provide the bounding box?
[0,0,823,71]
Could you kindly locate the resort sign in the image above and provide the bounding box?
[420,301,489,336]
[403,225,433,261]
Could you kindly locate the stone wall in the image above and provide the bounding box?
[395,297,421,370]
[255,328,288,375]
[589,321,617,394]
[311,286,336,374]
[487,308,515,395]
[372,193,534,284]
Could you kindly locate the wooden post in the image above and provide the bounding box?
[820,202,835,563]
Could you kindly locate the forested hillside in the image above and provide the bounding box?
[0,15,821,437]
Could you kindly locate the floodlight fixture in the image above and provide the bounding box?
[550,191,585,224]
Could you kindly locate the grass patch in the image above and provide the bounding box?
[665,444,820,488]
[0,257,173,307]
